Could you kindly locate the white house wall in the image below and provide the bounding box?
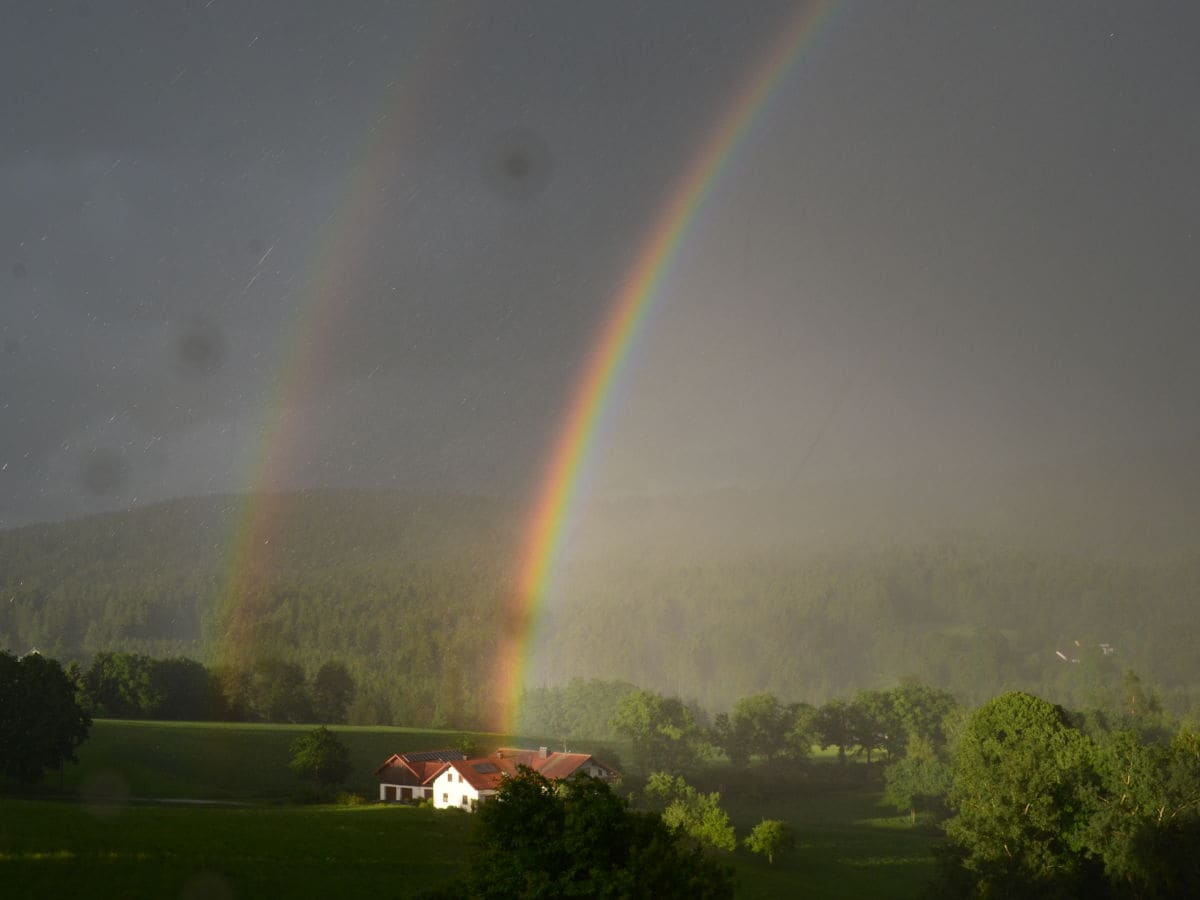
[433,770,481,810]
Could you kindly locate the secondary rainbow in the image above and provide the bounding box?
[215,20,452,666]
[494,1,837,730]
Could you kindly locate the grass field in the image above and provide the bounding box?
[53,718,544,800]
[0,719,939,898]
[0,799,471,900]
[724,789,939,899]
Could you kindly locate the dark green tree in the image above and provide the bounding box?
[288,726,352,788]
[1078,729,1200,897]
[718,692,791,764]
[151,657,215,720]
[851,689,904,762]
[889,680,959,752]
[611,690,708,774]
[814,698,859,764]
[83,651,163,718]
[942,691,1100,896]
[0,651,92,784]
[463,767,733,899]
[311,661,356,724]
[883,736,953,823]
[251,658,312,723]
[785,701,818,760]
[210,664,254,721]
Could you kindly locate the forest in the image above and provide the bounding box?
[2,490,1200,728]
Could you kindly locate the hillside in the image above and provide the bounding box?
[2,467,1200,722]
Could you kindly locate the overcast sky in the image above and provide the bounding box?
[2,0,1199,527]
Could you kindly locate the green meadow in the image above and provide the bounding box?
[0,720,938,899]
[0,800,472,900]
[51,718,507,800]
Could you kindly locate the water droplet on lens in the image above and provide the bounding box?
[484,128,553,202]
[176,321,226,375]
[80,449,127,496]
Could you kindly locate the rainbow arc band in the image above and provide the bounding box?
[492,1,836,732]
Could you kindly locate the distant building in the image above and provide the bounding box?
[373,749,466,803]
[375,746,620,811]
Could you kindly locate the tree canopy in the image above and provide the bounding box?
[744,819,796,865]
[644,772,737,852]
[0,650,91,784]
[939,691,1200,897]
[610,690,708,774]
[462,767,733,899]
[288,726,352,789]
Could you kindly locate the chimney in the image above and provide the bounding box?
[539,746,549,759]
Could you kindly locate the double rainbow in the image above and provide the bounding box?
[210,3,837,724]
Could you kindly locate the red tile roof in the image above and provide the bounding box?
[374,749,466,785]
[444,759,508,792]
[377,747,620,792]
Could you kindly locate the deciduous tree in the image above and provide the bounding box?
[611,690,707,774]
[744,819,795,864]
[943,691,1099,895]
[464,767,733,899]
[0,651,92,784]
[814,698,859,764]
[645,772,737,851]
[288,726,352,788]
[883,736,952,823]
[723,692,791,763]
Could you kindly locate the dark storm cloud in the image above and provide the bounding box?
[1,0,784,523]
[3,0,1200,526]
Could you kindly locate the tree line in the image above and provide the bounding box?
[526,679,961,775]
[67,651,357,724]
[598,679,1200,897]
[8,647,1200,897]
[5,491,1200,727]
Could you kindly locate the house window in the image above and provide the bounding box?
[442,793,448,803]
[462,796,468,806]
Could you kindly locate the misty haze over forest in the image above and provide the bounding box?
[3,1,1200,717]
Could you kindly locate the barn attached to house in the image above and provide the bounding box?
[374,748,467,803]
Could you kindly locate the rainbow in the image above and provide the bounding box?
[493,1,837,731]
[216,19,452,666]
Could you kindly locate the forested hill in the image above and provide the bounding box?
[2,487,1200,725]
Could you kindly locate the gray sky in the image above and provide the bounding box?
[3,0,1199,527]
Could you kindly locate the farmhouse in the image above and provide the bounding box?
[374,748,467,803]
[375,746,620,810]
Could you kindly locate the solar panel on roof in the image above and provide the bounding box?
[403,749,466,763]
[472,762,499,774]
